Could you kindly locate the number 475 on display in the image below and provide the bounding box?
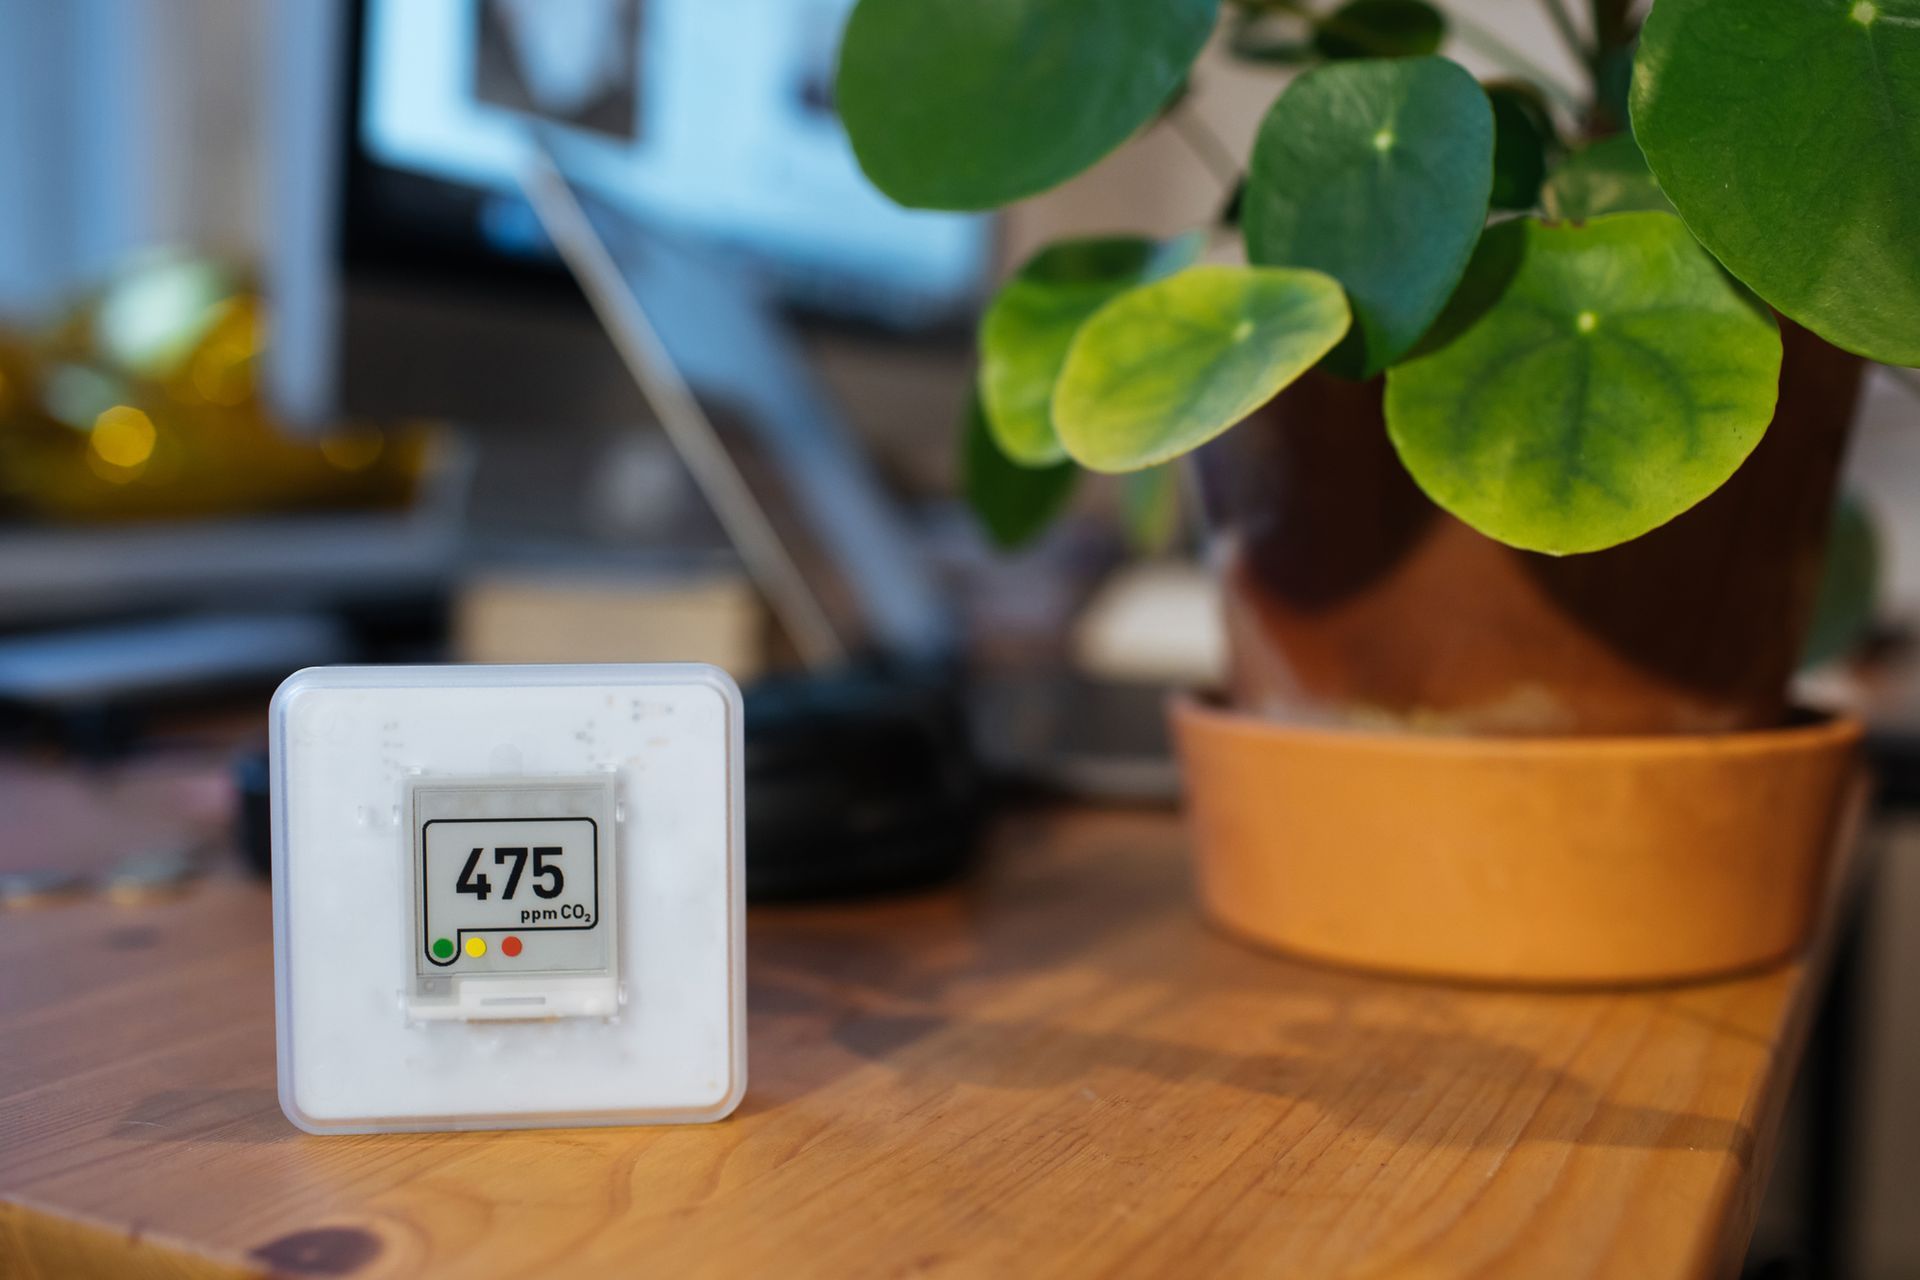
[456,847,565,901]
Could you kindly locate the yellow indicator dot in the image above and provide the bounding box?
[1372,128,1395,152]
[1576,310,1599,334]
[464,936,488,958]
[1852,1,1878,26]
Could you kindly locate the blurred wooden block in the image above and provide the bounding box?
[454,569,766,681]
[1072,560,1225,687]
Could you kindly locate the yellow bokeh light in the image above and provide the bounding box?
[91,405,157,470]
[187,301,261,405]
[190,337,254,405]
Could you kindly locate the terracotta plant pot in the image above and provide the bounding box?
[1179,322,1870,984]
[1174,697,1863,985]
[1198,322,1866,735]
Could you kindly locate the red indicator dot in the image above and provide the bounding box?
[502,936,523,958]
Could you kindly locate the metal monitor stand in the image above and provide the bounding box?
[518,138,980,899]
[518,140,953,672]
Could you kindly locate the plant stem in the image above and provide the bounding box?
[1164,103,1244,199]
[1446,9,1584,113]
[1537,0,1591,71]
[1258,0,1586,113]
[1579,0,1645,134]
[1589,0,1638,52]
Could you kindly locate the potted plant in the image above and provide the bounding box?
[834,0,1917,983]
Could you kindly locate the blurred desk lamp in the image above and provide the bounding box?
[265,0,990,896]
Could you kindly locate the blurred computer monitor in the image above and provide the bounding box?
[267,0,990,432]
[265,0,977,663]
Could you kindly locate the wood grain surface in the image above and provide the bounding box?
[0,805,1836,1279]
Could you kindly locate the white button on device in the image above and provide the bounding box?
[270,664,746,1133]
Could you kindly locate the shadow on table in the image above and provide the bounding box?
[815,1009,1752,1157]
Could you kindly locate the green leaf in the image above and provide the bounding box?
[978,234,1205,466]
[1486,82,1555,211]
[1802,495,1881,668]
[1540,133,1673,222]
[836,0,1221,211]
[1631,0,1920,366]
[963,393,1079,550]
[1313,0,1446,60]
[1121,466,1183,553]
[1244,57,1495,378]
[1054,264,1351,472]
[1383,213,1784,555]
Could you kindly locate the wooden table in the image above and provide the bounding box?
[0,792,1839,1279]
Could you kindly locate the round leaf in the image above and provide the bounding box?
[1486,82,1555,211]
[1631,0,1920,365]
[836,0,1220,211]
[1314,0,1447,60]
[1244,57,1495,379]
[963,393,1078,550]
[1541,133,1673,223]
[1384,213,1784,555]
[979,235,1204,466]
[1054,265,1351,472]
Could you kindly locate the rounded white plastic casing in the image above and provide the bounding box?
[269,663,746,1133]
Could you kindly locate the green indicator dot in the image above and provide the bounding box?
[432,937,454,960]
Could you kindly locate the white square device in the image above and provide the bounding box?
[269,663,746,1132]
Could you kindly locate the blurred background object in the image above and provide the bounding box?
[0,250,440,528]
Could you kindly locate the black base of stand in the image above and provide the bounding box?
[742,662,982,900]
